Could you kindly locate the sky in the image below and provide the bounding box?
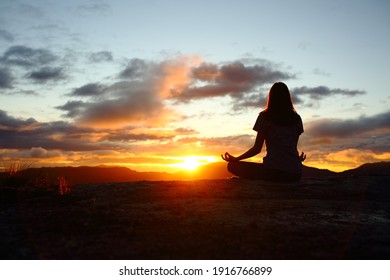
[0,0,389,173]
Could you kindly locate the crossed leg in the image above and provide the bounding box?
[227,161,301,182]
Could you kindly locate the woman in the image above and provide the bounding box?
[221,82,306,181]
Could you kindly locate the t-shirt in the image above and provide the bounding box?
[253,111,304,174]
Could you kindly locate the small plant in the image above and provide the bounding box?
[0,162,36,188]
[57,175,72,195]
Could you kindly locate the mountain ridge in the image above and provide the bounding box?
[10,161,389,185]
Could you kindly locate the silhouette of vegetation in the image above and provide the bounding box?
[0,162,72,195]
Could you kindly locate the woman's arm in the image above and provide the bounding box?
[222,132,265,162]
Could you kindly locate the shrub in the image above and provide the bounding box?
[0,163,72,195]
[57,175,72,195]
[0,162,36,188]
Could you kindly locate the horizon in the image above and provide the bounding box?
[1,0,389,173]
[1,159,389,175]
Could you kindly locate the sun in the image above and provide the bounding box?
[179,157,200,171]
[174,156,217,171]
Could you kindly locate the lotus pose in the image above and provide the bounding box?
[222,82,306,181]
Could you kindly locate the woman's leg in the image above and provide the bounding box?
[227,161,269,180]
[227,161,301,181]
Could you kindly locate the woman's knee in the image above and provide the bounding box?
[227,161,238,173]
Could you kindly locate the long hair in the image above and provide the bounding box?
[263,82,298,126]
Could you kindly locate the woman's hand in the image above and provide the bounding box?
[221,152,238,162]
[300,151,307,162]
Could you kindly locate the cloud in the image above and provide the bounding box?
[231,92,268,111]
[0,68,13,89]
[306,111,390,138]
[56,101,86,118]
[70,80,177,128]
[57,57,198,128]
[172,61,294,102]
[0,110,37,129]
[0,110,101,151]
[291,86,365,103]
[89,51,113,63]
[27,67,64,82]
[0,29,14,42]
[56,56,370,131]
[30,147,62,158]
[325,148,390,166]
[174,127,198,135]
[0,45,65,88]
[312,68,331,77]
[119,58,149,79]
[102,131,174,142]
[70,83,107,97]
[1,45,57,68]
[300,111,390,165]
[81,96,176,129]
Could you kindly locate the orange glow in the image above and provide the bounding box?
[171,155,217,171]
[158,56,202,98]
[303,148,390,172]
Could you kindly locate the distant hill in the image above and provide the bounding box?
[302,165,336,178]
[341,161,390,176]
[26,166,177,185]
[2,161,388,185]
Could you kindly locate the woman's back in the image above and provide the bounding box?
[255,111,303,174]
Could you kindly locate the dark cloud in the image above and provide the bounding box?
[27,67,64,82]
[173,61,293,102]
[306,111,390,138]
[57,57,178,127]
[0,110,99,151]
[0,45,66,87]
[102,131,174,142]
[89,51,113,63]
[0,68,13,89]
[1,45,57,68]
[70,83,107,97]
[0,110,37,128]
[119,58,149,79]
[72,81,169,127]
[56,101,87,118]
[191,63,218,81]
[302,111,390,155]
[291,86,365,101]
[231,92,268,111]
[0,29,14,42]
[0,110,179,154]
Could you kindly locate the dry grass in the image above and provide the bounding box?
[0,162,72,195]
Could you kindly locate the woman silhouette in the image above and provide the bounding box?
[222,82,306,181]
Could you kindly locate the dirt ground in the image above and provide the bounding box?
[1,176,389,259]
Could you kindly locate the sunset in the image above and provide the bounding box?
[0,0,389,174]
[172,156,217,171]
[1,0,390,273]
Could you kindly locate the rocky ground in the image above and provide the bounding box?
[1,175,389,259]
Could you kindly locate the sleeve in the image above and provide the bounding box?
[253,112,269,133]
